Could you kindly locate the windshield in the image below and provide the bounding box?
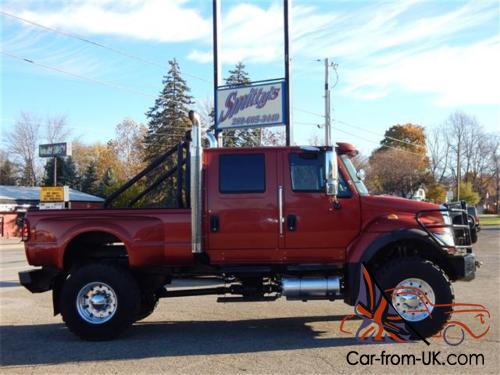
[340,154,369,195]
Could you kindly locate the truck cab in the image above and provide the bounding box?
[18,114,478,341]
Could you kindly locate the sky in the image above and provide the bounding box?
[1,0,499,156]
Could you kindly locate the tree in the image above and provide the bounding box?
[379,124,427,155]
[0,154,18,185]
[97,167,117,197]
[45,115,71,144]
[368,124,430,197]
[456,182,480,206]
[5,112,40,186]
[427,126,450,184]
[222,62,261,147]
[115,118,147,179]
[80,161,99,195]
[143,59,193,206]
[367,148,431,197]
[42,156,79,188]
[426,183,447,204]
[144,59,193,158]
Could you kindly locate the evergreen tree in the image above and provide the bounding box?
[97,167,116,197]
[0,159,18,185]
[144,59,194,158]
[42,156,79,188]
[143,59,193,206]
[81,161,99,195]
[222,62,261,147]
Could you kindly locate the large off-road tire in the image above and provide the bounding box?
[60,263,140,341]
[136,293,159,322]
[375,257,454,339]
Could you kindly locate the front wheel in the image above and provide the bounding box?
[376,258,454,339]
[60,263,140,340]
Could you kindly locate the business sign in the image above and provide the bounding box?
[216,80,286,130]
[39,142,72,158]
[40,186,69,202]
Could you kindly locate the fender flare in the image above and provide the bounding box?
[343,228,446,305]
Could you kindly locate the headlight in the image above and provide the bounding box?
[432,211,455,247]
[432,228,455,247]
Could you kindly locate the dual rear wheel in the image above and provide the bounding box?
[60,263,157,340]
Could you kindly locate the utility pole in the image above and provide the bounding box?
[456,142,461,200]
[284,0,292,146]
[324,58,331,146]
[53,157,57,186]
[213,0,222,147]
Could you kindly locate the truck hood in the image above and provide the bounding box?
[360,195,440,232]
[361,194,438,214]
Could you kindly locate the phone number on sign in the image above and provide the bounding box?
[231,113,280,126]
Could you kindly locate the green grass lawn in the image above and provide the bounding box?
[479,215,500,226]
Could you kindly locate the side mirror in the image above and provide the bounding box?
[325,150,338,196]
[356,169,366,181]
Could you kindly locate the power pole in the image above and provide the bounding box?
[456,142,461,200]
[324,58,331,146]
[284,0,292,146]
[53,157,57,186]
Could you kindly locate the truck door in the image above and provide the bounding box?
[206,149,280,263]
[281,150,360,263]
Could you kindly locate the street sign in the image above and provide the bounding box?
[39,143,72,158]
[40,186,69,202]
[216,80,286,130]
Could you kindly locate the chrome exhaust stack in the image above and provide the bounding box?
[281,276,341,300]
[189,110,203,254]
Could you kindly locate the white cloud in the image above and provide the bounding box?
[10,0,211,42]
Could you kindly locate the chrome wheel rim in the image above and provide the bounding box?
[76,282,118,324]
[392,278,435,322]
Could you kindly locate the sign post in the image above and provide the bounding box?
[212,0,292,145]
[39,142,71,186]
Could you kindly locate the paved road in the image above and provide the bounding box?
[1,229,499,374]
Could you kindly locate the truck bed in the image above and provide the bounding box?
[24,208,192,268]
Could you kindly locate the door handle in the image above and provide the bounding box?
[287,214,297,231]
[210,215,219,232]
[278,186,284,235]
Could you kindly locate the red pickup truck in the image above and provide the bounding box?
[19,113,477,340]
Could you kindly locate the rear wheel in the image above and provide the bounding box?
[375,257,454,339]
[60,263,140,340]
[136,293,159,321]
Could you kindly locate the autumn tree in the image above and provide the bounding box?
[368,123,429,196]
[426,183,447,204]
[456,182,480,205]
[368,148,431,197]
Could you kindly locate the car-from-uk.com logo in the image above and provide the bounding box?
[339,264,490,346]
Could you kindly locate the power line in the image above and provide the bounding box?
[293,107,426,150]
[294,119,423,156]
[1,50,157,98]
[294,107,325,118]
[0,10,211,84]
[335,119,426,149]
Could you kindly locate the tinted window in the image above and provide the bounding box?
[289,153,351,197]
[219,154,265,193]
[289,153,324,191]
